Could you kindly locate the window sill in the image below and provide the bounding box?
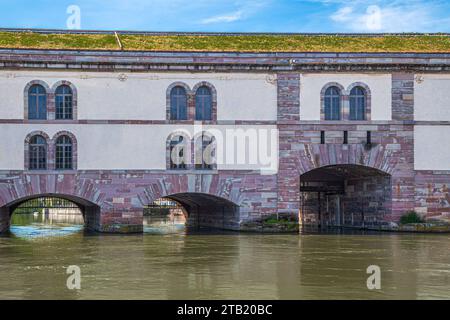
[166,169,218,174]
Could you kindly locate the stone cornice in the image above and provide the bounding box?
[0,49,449,72]
[0,119,447,126]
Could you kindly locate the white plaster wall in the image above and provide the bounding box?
[300,73,392,120]
[0,124,277,171]
[0,73,24,119]
[414,126,450,170]
[415,74,450,121]
[0,70,277,121]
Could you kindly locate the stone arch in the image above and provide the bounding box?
[347,82,372,121]
[166,82,192,121]
[320,82,345,121]
[192,81,218,122]
[143,190,240,231]
[301,163,390,180]
[299,164,392,227]
[51,80,78,120]
[24,131,51,171]
[0,192,101,233]
[0,174,102,208]
[297,143,398,177]
[24,80,51,120]
[52,131,78,170]
[4,193,96,213]
[137,175,244,209]
[168,192,239,229]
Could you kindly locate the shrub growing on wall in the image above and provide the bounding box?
[400,211,425,224]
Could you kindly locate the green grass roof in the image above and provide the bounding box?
[0,31,449,53]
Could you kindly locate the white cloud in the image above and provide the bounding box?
[201,10,244,24]
[329,1,450,32]
[199,0,270,25]
[330,6,353,22]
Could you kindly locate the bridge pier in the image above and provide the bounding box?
[0,207,10,233]
[97,209,144,233]
[185,202,240,231]
[83,205,102,232]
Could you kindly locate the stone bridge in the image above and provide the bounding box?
[0,171,276,233]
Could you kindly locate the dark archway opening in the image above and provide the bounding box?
[143,198,188,234]
[145,193,240,233]
[0,194,101,236]
[300,165,391,229]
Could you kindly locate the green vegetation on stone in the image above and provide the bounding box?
[263,215,298,231]
[400,211,425,224]
[0,31,449,53]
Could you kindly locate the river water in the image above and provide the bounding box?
[0,214,449,300]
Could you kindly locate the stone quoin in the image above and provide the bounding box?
[0,31,449,233]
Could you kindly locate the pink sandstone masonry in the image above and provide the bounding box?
[0,49,450,233]
[0,170,278,233]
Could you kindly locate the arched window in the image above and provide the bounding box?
[195,134,215,170]
[29,135,47,170]
[324,86,341,120]
[169,135,187,170]
[28,85,47,120]
[55,135,73,170]
[55,85,73,120]
[349,86,366,120]
[195,86,212,121]
[170,86,188,120]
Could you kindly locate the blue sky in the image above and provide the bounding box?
[0,0,449,33]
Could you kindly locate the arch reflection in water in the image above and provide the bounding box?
[143,193,240,234]
[10,196,84,239]
[144,198,187,234]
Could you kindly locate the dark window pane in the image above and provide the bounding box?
[169,135,187,170]
[28,85,47,120]
[324,86,341,120]
[349,87,366,120]
[29,135,46,170]
[195,86,212,121]
[170,86,187,120]
[55,85,73,120]
[28,96,37,119]
[38,95,46,119]
[367,131,372,145]
[55,136,73,170]
[196,134,215,170]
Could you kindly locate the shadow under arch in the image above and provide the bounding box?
[0,193,101,233]
[299,164,392,228]
[163,192,241,231]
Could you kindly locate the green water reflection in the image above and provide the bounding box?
[0,214,449,300]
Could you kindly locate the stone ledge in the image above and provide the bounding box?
[97,224,144,234]
[369,222,450,233]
